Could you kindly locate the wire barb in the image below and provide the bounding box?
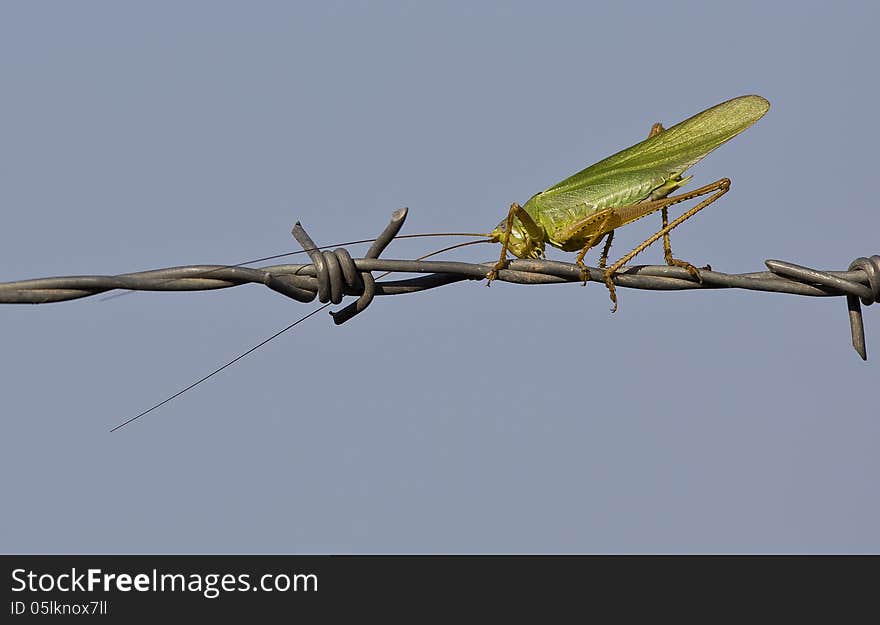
[1,211,876,360]
[764,256,880,360]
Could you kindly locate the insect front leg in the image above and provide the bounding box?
[487,202,526,284]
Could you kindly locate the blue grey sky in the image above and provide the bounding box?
[2,1,878,553]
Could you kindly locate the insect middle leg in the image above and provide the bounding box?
[573,211,615,284]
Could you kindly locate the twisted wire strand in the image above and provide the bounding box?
[1,209,877,359]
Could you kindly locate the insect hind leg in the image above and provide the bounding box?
[603,177,731,311]
[598,230,614,269]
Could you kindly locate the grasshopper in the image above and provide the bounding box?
[487,95,770,310]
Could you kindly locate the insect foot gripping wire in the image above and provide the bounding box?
[288,207,410,325]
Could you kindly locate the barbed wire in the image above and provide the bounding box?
[2,208,878,359]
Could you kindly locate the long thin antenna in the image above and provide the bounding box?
[110,303,330,432]
[414,238,490,260]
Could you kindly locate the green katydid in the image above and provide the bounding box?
[486,94,770,310]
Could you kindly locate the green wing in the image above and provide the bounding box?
[542,95,770,198]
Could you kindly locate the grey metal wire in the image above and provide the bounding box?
[2,208,878,360]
